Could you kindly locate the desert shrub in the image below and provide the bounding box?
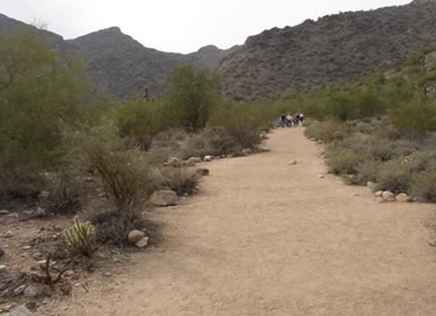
[352,160,381,185]
[376,159,413,193]
[326,147,366,175]
[0,31,88,199]
[411,171,436,202]
[159,168,200,196]
[87,207,145,246]
[165,65,220,131]
[304,120,348,143]
[42,171,82,215]
[115,100,165,150]
[209,103,266,149]
[64,218,96,257]
[390,97,436,137]
[179,127,241,159]
[72,123,156,208]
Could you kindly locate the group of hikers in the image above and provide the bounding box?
[279,113,305,128]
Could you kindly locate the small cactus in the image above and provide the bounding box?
[64,217,96,257]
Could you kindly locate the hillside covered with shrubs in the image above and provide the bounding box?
[0,30,276,254]
[287,48,436,203]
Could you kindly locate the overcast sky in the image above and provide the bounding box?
[2,0,411,54]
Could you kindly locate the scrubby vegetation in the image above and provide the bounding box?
[0,31,273,251]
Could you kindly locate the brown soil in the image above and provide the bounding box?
[44,128,436,316]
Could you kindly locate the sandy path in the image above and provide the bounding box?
[48,128,436,316]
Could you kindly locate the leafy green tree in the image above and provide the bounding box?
[0,31,88,197]
[115,100,165,150]
[166,65,219,131]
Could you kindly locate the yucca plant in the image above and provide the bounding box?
[64,217,96,257]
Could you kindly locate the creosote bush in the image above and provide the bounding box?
[160,168,200,196]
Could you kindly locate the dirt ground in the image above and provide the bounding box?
[42,128,436,316]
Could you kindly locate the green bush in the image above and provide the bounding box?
[160,168,200,196]
[115,100,165,150]
[390,97,436,137]
[353,160,380,185]
[326,147,366,175]
[411,171,436,202]
[209,103,265,150]
[87,207,145,246]
[165,65,220,131]
[43,170,82,215]
[73,123,156,208]
[0,31,88,199]
[179,128,242,159]
[376,159,413,193]
[304,120,348,143]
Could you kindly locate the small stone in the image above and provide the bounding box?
[319,174,325,179]
[366,181,377,192]
[382,191,395,201]
[150,190,178,207]
[204,155,213,162]
[0,210,10,216]
[288,160,298,166]
[135,237,150,248]
[128,230,145,244]
[375,191,383,197]
[396,193,411,203]
[22,246,32,250]
[103,272,112,277]
[0,264,7,272]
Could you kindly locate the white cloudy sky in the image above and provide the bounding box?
[2,0,411,53]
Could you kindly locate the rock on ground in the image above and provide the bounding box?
[128,230,146,245]
[288,160,298,165]
[396,193,411,203]
[135,237,150,248]
[375,191,383,197]
[150,190,178,207]
[382,191,396,202]
[204,155,213,162]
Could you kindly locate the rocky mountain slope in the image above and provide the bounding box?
[2,0,436,100]
[68,30,234,99]
[0,13,231,99]
[218,1,436,100]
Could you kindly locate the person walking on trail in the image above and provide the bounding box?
[280,114,287,128]
[286,114,294,127]
[299,113,305,126]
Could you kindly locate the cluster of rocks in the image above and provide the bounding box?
[367,182,412,203]
[164,155,215,168]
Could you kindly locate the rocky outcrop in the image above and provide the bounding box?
[218,1,436,100]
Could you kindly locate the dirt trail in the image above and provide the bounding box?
[48,128,436,316]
